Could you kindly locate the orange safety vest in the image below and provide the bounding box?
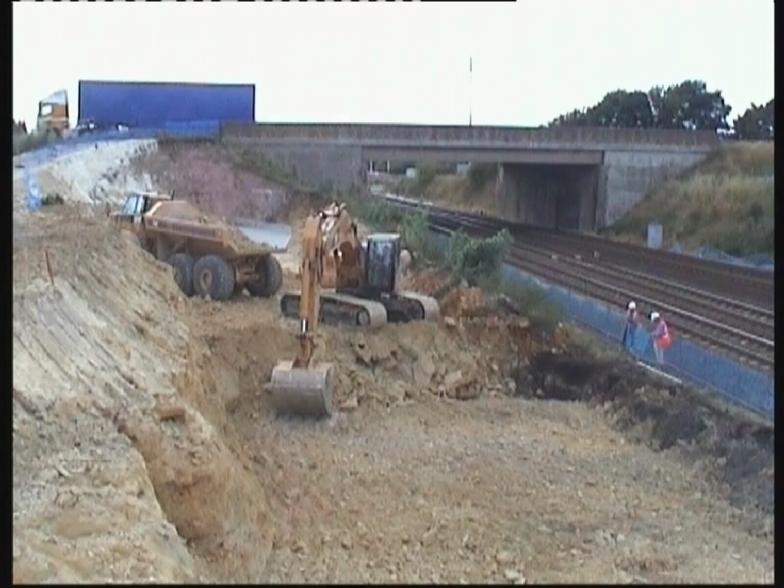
[656,321,672,349]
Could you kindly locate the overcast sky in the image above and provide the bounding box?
[12,1,773,130]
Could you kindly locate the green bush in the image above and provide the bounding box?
[498,283,563,335]
[336,190,403,232]
[365,200,402,229]
[447,228,513,285]
[399,208,439,263]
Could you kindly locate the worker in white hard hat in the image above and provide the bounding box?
[621,300,639,351]
[649,311,671,364]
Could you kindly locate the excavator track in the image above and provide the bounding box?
[281,290,439,327]
[281,291,388,328]
[398,291,441,322]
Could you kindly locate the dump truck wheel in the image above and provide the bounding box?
[248,255,283,298]
[167,253,195,297]
[193,255,235,301]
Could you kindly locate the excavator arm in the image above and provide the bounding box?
[293,212,325,368]
[267,211,334,418]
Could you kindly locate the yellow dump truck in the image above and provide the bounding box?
[112,192,283,301]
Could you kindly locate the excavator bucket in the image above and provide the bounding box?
[267,360,334,418]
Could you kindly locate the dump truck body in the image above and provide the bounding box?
[112,193,282,300]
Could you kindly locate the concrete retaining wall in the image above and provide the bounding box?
[223,137,363,191]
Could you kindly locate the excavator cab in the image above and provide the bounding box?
[363,233,401,295]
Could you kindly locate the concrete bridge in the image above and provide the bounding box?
[221,123,719,230]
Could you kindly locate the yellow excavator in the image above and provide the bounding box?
[267,202,439,418]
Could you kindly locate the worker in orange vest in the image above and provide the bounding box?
[649,311,671,364]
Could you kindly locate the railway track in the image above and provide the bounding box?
[384,194,774,310]
[383,194,774,373]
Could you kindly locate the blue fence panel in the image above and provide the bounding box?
[496,259,774,419]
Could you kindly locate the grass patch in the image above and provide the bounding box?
[606,142,774,257]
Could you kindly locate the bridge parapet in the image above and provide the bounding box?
[222,122,720,148]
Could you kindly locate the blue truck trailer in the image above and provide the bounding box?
[77,80,255,128]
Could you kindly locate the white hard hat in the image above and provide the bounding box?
[627,301,636,310]
[650,311,660,321]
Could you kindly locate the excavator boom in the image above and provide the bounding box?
[267,213,334,418]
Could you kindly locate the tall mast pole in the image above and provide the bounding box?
[469,56,473,127]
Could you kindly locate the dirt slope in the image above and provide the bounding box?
[13,211,275,583]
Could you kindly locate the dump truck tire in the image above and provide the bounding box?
[193,255,235,301]
[167,253,194,297]
[248,255,283,298]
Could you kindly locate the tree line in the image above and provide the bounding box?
[549,80,773,140]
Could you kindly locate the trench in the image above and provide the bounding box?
[517,346,774,519]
